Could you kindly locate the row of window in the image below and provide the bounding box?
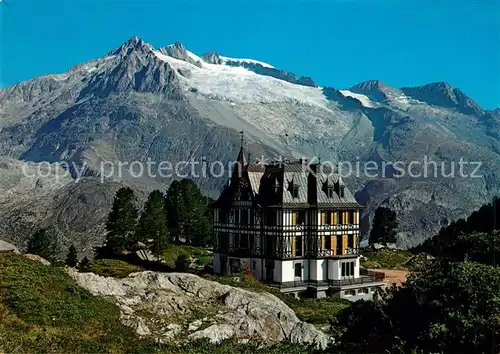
[218,209,359,226]
[290,184,345,199]
[341,261,355,277]
[344,287,378,296]
[217,232,357,254]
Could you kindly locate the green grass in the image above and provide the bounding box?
[360,248,414,270]
[0,253,322,353]
[0,252,146,353]
[87,259,145,278]
[162,244,212,269]
[134,339,319,354]
[282,297,349,325]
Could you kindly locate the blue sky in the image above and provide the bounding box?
[1,0,499,108]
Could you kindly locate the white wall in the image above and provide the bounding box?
[328,258,361,280]
[280,260,295,282]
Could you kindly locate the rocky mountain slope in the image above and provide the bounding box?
[68,269,330,348]
[0,36,499,249]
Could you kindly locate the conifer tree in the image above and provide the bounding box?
[97,187,138,258]
[165,179,212,246]
[136,190,168,256]
[66,244,78,267]
[369,207,398,246]
[165,180,183,243]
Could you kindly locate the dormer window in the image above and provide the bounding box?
[323,180,335,198]
[287,178,300,199]
[339,185,345,198]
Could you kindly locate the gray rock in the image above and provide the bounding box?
[68,270,331,349]
[23,254,51,266]
[187,319,203,332]
[0,239,19,253]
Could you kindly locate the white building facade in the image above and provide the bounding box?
[213,148,385,299]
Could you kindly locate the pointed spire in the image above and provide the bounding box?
[236,130,248,166]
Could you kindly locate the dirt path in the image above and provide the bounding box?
[369,269,409,286]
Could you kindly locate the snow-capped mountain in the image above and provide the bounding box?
[0,36,499,252]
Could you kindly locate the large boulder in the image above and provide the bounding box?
[68,270,331,349]
[0,239,19,254]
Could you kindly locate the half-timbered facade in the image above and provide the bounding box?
[213,147,385,299]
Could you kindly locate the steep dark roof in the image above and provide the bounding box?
[214,157,364,209]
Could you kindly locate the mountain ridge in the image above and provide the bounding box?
[0,36,499,252]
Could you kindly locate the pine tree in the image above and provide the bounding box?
[66,244,78,267]
[165,180,184,243]
[97,187,138,258]
[165,179,212,246]
[369,207,398,246]
[136,190,168,256]
[27,228,60,263]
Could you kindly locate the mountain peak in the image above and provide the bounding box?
[110,36,152,56]
[202,51,222,64]
[159,42,203,68]
[349,80,400,102]
[401,82,483,116]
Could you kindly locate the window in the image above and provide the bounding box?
[219,231,229,250]
[292,186,299,198]
[239,234,249,248]
[371,287,377,293]
[341,261,355,277]
[348,234,355,249]
[344,289,355,296]
[218,209,227,223]
[294,236,303,257]
[339,186,345,198]
[298,211,306,225]
[327,186,334,198]
[324,211,338,225]
[325,235,331,249]
[241,209,249,225]
[235,209,240,224]
[294,263,302,278]
[252,260,256,270]
[265,210,276,225]
[362,288,369,294]
[348,211,355,225]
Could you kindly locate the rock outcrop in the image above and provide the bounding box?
[68,270,330,349]
[0,239,19,253]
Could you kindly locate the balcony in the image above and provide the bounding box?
[318,224,359,231]
[265,273,384,290]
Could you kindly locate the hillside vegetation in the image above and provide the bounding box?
[0,253,319,353]
[360,248,414,270]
